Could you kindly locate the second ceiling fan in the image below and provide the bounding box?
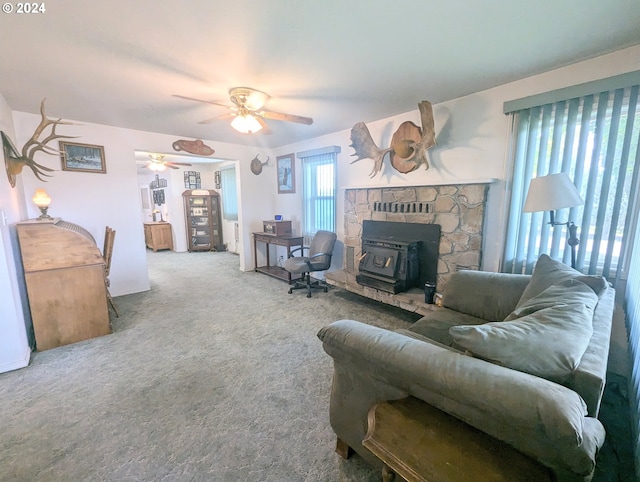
[174,87,313,134]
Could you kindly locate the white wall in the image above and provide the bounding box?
[11,114,264,294]
[0,94,31,372]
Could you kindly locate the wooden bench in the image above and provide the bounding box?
[362,397,554,482]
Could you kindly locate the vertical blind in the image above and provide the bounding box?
[625,213,640,476]
[220,167,238,221]
[502,84,640,280]
[301,151,337,242]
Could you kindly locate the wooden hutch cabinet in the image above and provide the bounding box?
[183,189,224,252]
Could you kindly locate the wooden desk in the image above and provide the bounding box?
[143,222,173,251]
[17,219,112,351]
[253,232,304,283]
[363,397,553,482]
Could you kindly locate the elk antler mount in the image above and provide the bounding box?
[349,100,436,178]
[2,99,77,188]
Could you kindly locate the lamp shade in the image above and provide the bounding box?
[523,173,584,213]
[32,189,51,208]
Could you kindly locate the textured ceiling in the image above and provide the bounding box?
[1,0,639,149]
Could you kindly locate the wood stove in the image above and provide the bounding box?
[356,220,440,294]
[357,237,420,293]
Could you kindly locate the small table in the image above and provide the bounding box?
[253,232,304,283]
[143,222,173,252]
[363,397,553,482]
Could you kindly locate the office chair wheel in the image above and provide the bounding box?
[307,293,311,298]
[288,289,293,294]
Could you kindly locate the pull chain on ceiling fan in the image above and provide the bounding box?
[173,87,313,134]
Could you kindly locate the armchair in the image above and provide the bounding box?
[284,230,337,297]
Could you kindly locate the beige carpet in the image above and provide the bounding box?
[0,251,419,481]
[0,250,632,481]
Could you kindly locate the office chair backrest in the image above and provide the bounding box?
[309,230,337,270]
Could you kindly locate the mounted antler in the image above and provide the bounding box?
[3,99,77,187]
[390,101,436,173]
[349,122,392,178]
[348,101,437,178]
[250,154,270,175]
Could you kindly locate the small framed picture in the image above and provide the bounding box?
[60,141,106,173]
[277,153,295,194]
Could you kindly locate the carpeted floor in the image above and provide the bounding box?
[0,251,634,481]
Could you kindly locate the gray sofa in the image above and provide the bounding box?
[318,255,615,481]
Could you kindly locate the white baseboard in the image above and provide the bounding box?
[0,347,31,374]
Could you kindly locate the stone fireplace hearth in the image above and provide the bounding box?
[326,183,489,314]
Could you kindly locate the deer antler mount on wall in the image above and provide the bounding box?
[250,154,270,175]
[349,100,436,178]
[2,99,76,188]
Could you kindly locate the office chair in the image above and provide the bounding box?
[284,230,337,298]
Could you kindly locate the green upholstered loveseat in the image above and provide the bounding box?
[318,255,615,481]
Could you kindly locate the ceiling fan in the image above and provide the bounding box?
[139,153,192,171]
[174,87,313,134]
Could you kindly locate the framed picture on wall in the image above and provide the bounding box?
[277,153,295,194]
[59,141,107,173]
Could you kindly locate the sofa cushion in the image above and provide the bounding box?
[449,278,599,383]
[407,308,487,346]
[442,271,531,322]
[516,254,606,309]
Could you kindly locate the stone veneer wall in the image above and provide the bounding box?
[344,184,488,290]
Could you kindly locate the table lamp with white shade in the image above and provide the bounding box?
[523,173,584,269]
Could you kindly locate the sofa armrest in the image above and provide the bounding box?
[318,319,605,478]
[442,271,531,321]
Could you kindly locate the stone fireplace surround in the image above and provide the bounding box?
[325,182,489,314]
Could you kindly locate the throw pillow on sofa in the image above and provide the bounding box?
[449,278,599,383]
[515,254,606,309]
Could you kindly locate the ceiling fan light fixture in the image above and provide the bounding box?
[229,87,269,111]
[148,162,167,171]
[231,112,263,134]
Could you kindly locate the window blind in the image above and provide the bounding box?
[300,151,337,243]
[502,84,640,281]
[220,167,238,221]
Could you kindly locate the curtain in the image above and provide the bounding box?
[502,85,640,281]
[220,167,238,221]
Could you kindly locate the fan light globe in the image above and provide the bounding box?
[231,113,263,134]
[148,162,166,171]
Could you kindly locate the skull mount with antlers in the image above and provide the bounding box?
[2,99,76,188]
[349,100,436,178]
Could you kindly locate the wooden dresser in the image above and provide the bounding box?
[17,218,112,351]
[143,222,173,251]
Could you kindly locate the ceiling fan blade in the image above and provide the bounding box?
[167,162,193,167]
[256,116,272,135]
[259,109,313,125]
[173,94,231,109]
[198,112,236,124]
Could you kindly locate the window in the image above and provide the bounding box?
[220,167,238,221]
[299,147,340,242]
[502,79,640,282]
